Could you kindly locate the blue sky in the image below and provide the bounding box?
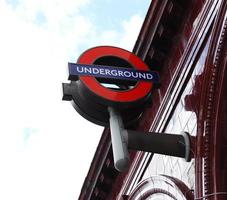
[0,0,150,199]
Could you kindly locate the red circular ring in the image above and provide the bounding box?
[78,46,153,103]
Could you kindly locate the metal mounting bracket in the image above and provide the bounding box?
[108,107,192,172]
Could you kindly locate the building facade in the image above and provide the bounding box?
[79,0,227,199]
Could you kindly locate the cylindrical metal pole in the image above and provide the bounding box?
[127,130,190,160]
[108,107,130,172]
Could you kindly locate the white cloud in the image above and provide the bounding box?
[0,0,145,199]
[0,1,102,199]
[85,14,144,51]
[121,14,143,50]
[13,0,90,23]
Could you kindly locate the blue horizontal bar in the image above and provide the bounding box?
[68,63,159,83]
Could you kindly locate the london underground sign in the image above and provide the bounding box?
[62,46,159,126]
[62,46,192,172]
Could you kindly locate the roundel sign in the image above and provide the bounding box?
[62,46,159,126]
[77,46,154,103]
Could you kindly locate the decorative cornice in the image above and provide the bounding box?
[197,0,227,199]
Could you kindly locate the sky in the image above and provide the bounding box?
[0,0,150,199]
